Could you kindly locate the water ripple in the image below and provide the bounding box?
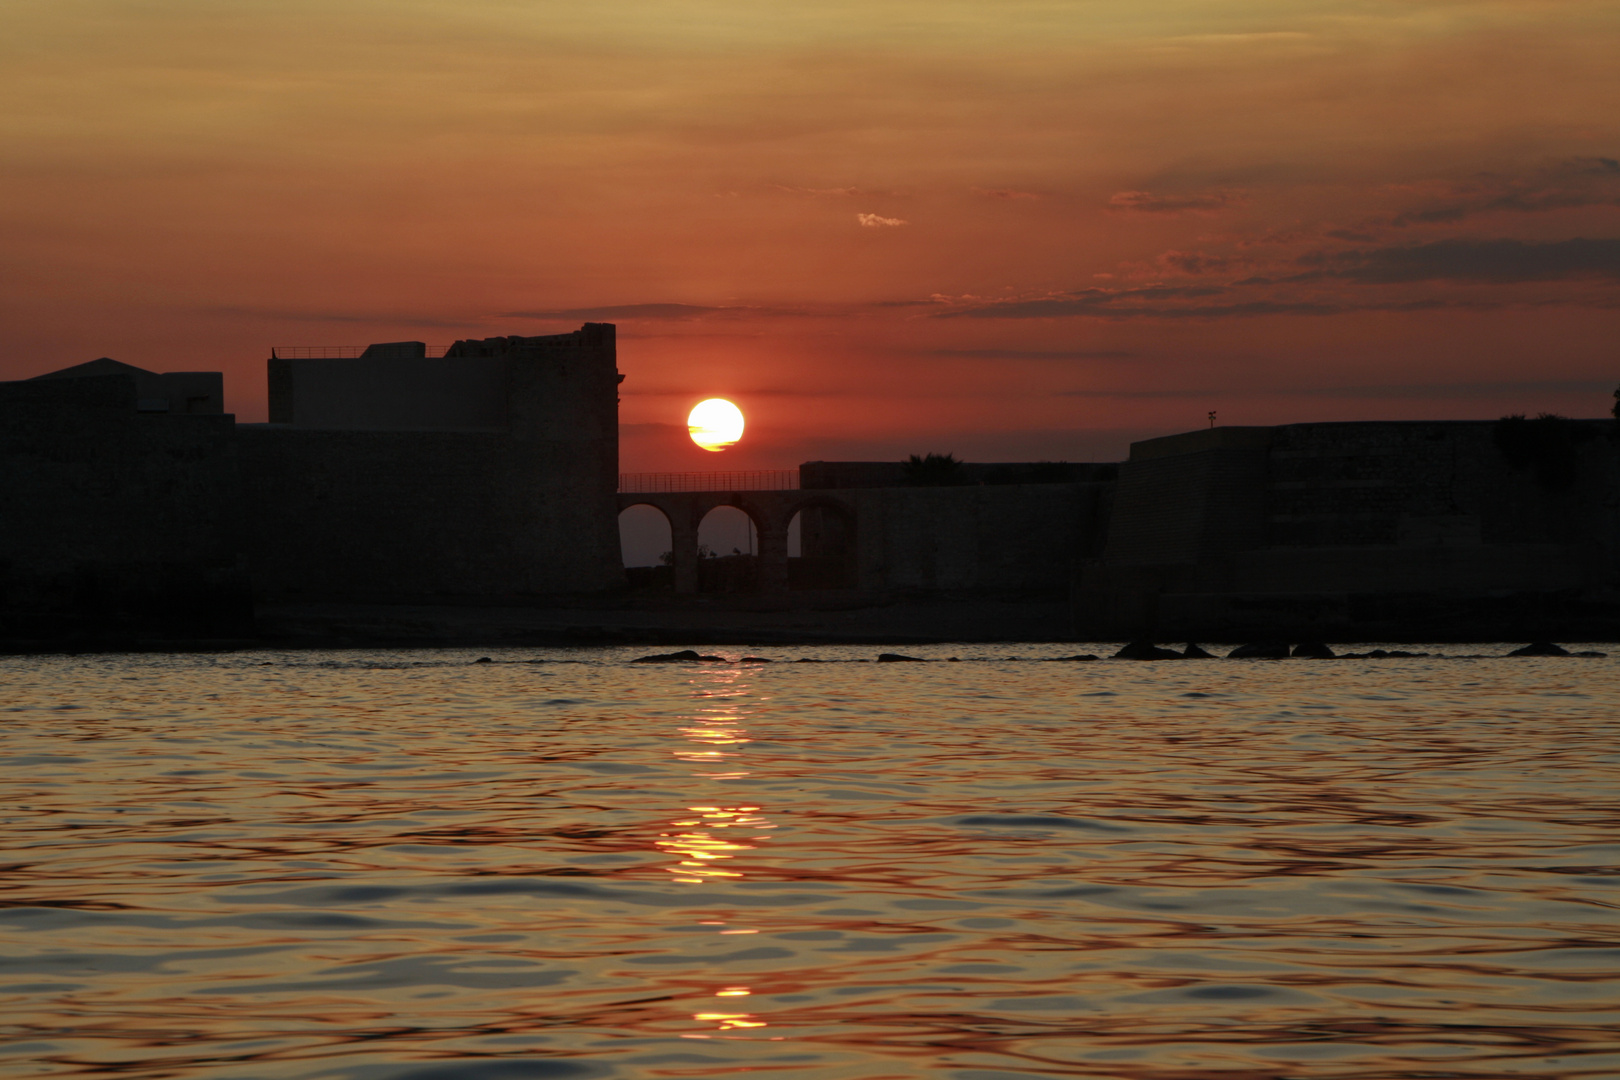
[0,645,1616,1078]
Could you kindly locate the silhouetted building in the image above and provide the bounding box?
[6,329,1616,643]
[242,326,622,601]
[1,326,622,638]
[1075,421,1619,639]
[0,362,248,638]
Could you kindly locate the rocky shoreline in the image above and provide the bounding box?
[3,593,1618,654]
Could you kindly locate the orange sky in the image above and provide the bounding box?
[4,0,1619,468]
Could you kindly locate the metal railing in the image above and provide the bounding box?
[619,470,799,493]
[270,346,452,359]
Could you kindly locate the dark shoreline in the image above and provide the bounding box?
[5,590,1620,654]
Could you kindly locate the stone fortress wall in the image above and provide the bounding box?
[1077,420,1619,639]
[2,322,1614,642]
[241,325,624,601]
[0,326,624,638]
[620,480,1113,595]
[0,367,249,637]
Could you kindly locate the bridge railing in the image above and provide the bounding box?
[619,470,799,493]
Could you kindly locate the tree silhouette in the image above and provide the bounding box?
[902,452,967,486]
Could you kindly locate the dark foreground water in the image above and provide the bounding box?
[1,646,1618,1080]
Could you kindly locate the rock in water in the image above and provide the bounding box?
[1227,641,1291,659]
[1183,643,1215,659]
[1508,642,1571,657]
[1114,641,1184,660]
[877,653,928,662]
[632,650,728,663]
[1291,642,1335,659]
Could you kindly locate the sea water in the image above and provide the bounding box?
[1,646,1617,1080]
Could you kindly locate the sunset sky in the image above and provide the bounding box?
[4,0,1619,469]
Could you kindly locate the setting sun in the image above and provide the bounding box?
[688,399,744,452]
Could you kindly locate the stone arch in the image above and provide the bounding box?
[696,503,762,593]
[785,495,858,589]
[618,502,674,591]
[613,489,850,595]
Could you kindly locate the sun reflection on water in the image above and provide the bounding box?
[1,650,1618,1075]
[658,670,784,1036]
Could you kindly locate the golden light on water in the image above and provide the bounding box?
[688,398,744,452]
[657,669,785,1041]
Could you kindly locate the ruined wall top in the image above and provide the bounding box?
[444,323,615,359]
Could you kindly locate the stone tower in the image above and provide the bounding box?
[239,324,623,600]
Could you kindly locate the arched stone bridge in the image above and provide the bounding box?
[616,489,857,593]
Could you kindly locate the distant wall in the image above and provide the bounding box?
[1078,419,1620,638]
[31,360,224,415]
[1099,427,1270,570]
[0,374,249,635]
[242,325,623,600]
[237,429,602,598]
[801,462,906,489]
[802,460,1118,489]
[849,483,1112,592]
[267,356,510,430]
[617,481,1113,595]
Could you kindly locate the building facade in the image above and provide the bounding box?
[1076,420,1619,639]
[0,325,623,638]
[240,325,623,601]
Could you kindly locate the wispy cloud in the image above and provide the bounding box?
[1108,190,1242,215]
[1059,379,1612,400]
[1157,249,1236,275]
[1389,157,1620,226]
[504,303,732,320]
[501,302,831,321]
[774,185,868,197]
[927,347,1139,360]
[932,289,1555,320]
[857,212,908,228]
[971,187,1040,200]
[1295,237,1620,283]
[202,306,475,328]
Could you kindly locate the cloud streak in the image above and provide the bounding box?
[933,289,1596,321]
[202,306,478,328]
[927,348,1140,360]
[1109,190,1242,215]
[773,185,870,197]
[1059,379,1613,400]
[1390,158,1620,226]
[501,303,836,321]
[1297,237,1620,283]
[857,213,908,227]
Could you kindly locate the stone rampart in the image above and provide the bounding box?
[622,482,1113,595]
[1077,419,1620,639]
[0,373,249,636]
[241,324,623,601]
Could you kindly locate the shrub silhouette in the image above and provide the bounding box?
[1493,413,1594,491]
[902,452,968,486]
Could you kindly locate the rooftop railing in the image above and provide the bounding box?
[619,471,799,493]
